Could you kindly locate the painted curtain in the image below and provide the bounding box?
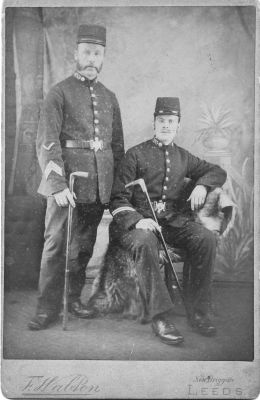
[8,6,255,283]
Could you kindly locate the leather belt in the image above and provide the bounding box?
[135,199,177,213]
[152,200,179,213]
[61,139,109,152]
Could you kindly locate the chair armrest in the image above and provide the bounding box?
[195,188,237,237]
[218,191,237,237]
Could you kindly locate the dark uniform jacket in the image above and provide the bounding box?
[110,138,227,230]
[37,73,124,203]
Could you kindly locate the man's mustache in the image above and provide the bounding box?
[83,65,99,71]
[76,62,103,74]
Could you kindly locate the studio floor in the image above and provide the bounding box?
[3,282,254,361]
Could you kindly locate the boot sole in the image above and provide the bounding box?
[192,326,217,337]
[68,311,96,319]
[159,336,184,345]
[28,316,59,331]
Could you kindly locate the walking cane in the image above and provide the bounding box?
[62,171,89,330]
[125,178,184,303]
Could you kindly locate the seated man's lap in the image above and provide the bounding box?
[162,220,216,255]
[119,227,160,252]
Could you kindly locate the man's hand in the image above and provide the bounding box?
[187,185,207,211]
[53,188,76,208]
[135,218,161,232]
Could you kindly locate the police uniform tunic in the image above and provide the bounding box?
[109,138,226,319]
[36,73,124,315]
[37,72,124,203]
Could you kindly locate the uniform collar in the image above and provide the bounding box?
[74,71,98,86]
[152,136,175,149]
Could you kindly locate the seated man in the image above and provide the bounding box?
[109,97,227,346]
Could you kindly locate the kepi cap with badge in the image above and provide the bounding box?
[154,97,181,118]
[77,24,106,46]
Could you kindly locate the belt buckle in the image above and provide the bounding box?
[90,137,104,152]
[154,200,166,214]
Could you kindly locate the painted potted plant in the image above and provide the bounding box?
[195,102,235,151]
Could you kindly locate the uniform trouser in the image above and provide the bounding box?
[37,196,104,315]
[162,220,217,318]
[114,219,216,320]
[115,229,174,319]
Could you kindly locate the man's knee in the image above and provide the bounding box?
[43,229,65,256]
[128,230,158,251]
[199,228,216,251]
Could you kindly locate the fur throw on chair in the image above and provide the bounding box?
[87,188,236,321]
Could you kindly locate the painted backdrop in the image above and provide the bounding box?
[5,6,255,287]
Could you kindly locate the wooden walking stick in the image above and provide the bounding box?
[125,178,184,302]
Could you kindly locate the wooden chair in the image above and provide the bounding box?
[161,186,236,305]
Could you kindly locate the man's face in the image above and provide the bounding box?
[74,43,105,80]
[154,114,180,145]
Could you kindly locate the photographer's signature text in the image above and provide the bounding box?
[22,374,100,396]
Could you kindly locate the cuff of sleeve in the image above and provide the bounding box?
[113,210,143,230]
[37,177,67,197]
[196,180,217,189]
[196,183,210,191]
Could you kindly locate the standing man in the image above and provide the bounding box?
[109,97,226,345]
[28,25,124,330]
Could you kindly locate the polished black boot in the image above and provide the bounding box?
[28,312,59,330]
[68,300,96,319]
[189,312,216,336]
[152,312,184,345]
